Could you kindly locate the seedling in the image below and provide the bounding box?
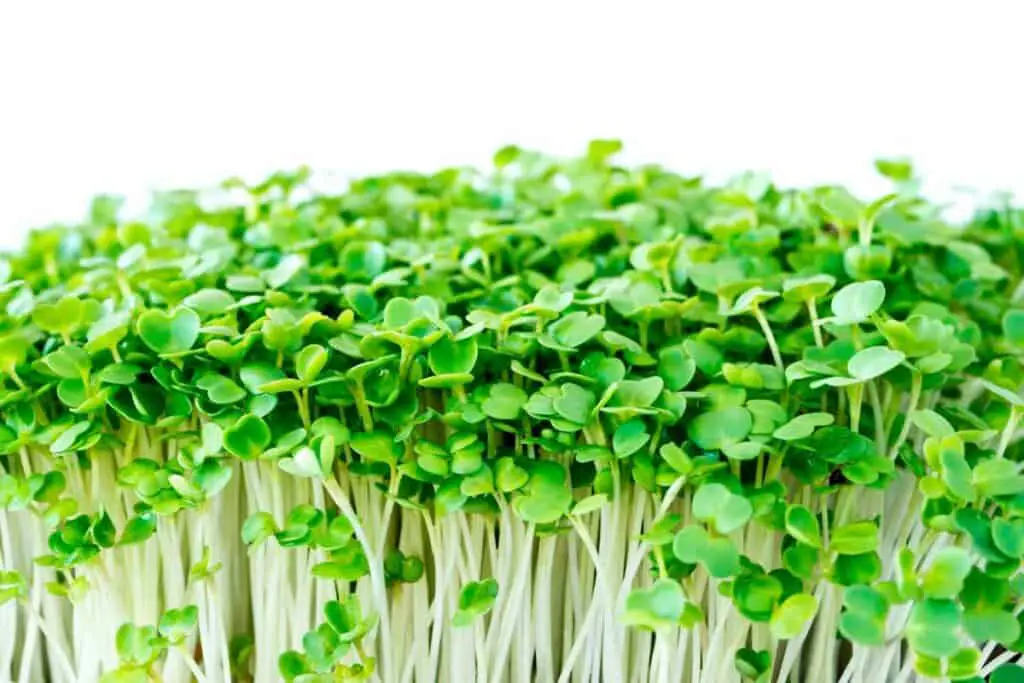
[2,142,1024,682]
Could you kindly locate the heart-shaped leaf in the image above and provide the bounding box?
[830,280,885,325]
[482,383,528,421]
[848,346,905,381]
[770,593,818,639]
[623,579,687,630]
[689,407,753,451]
[773,413,834,441]
[673,525,740,578]
[137,308,201,355]
[224,415,272,460]
[692,482,752,534]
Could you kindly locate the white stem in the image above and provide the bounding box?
[324,478,393,681]
[21,598,77,683]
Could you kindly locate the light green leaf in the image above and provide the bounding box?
[830,280,885,325]
[847,346,905,381]
[770,593,818,639]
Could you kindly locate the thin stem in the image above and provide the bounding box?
[868,381,887,450]
[752,306,784,372]
[21,599,77,683]
[807,298,825,348]
[888,372,923,459]
[557,516,613,683]
[848,383,864,434]
[997,407,1021,458]
[322,478,393,681]
[176,647,208,683]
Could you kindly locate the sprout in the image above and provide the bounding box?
[3,142,1024,682]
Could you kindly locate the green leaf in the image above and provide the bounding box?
[495,458,529,492]
[722,441,764,461]
[278,651,308,680]
[773,413,834,441]
[98,363,142,386]
[613,419,650,458]
[223,415,272,460]
[980,379,1024,408]
[830,521,879,555]
[816,186,862,226]
[33,296,84,337]
[553,384,596,425]
[974,458,1024,497]
[847,346,905,381]
[50,421,93,454]
[119,514,157,545]
[734,647,772,680]
[279,446,325,478]
[783,543,819,580]
[453,578,498,627]
[941,438,975,501]
[623,579,688,630]
[838,585,889,646]
[956,509,1008,562]
[544,312,605,349]
[673,525,739,577]
[41,345,90,379]
[909,409,955,438]
[782,274,836,303]
[964,608,1020,646]
[349,431,400,464]
[689,407,753,451]
[571,494,607,516]
[947,647,980,680]
[183,288,236,315]
[659,346,697,391]
[614,377,665,408]
[241,512,277,548]
[832,552,882,586]
[240,364,286,394]
[194,459,232,496]
[115,623,158,665]
[312,557,369,581]
[659,443,692,476]
[729,286,779,315]
[1002,310,1024,348]
[992,665,1024,683]
[339,241,387,280]
[295,344,329,385]
[920,547,972,599]
[992,518,1024,558]
[692,483,752,534]
[683,339,724,376]
[770,593,817,639]
[482,383,528,421]
[197,374,247,405]
[137,307,201,355]
[830,280,885,325]
[159,605,199,642]
[429,336,478,375]
[732,572,783,622]
[875,157,913,181]
[906,599,963,658]
[785,505,822,548]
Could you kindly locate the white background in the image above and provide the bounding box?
[1,2,1022,249]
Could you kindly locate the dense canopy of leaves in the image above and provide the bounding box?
[3,142,1024,682]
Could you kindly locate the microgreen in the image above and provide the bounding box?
[4,141,1024,683]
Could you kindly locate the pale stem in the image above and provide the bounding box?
[322,478,393,681]
[806,298,825,348]
[997,407,1022,458]
[887,372,923,459]
[752,306,784,372]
